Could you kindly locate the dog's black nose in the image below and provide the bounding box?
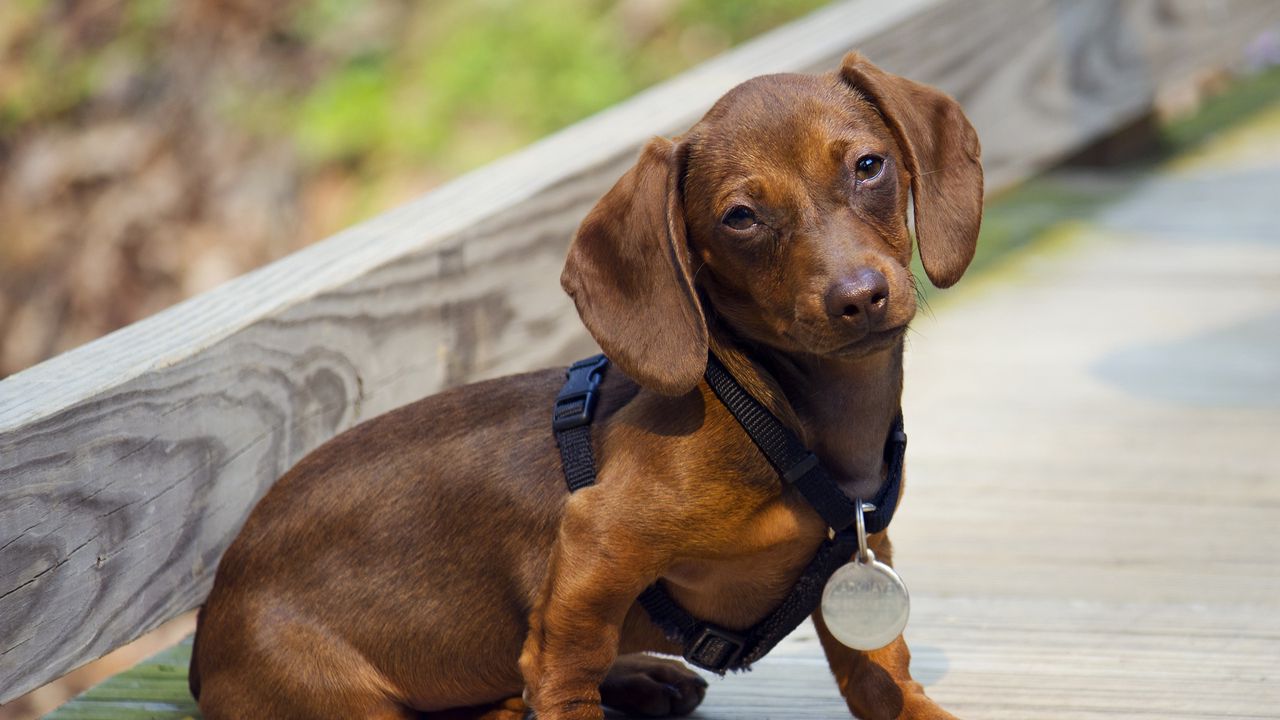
[826,269,889,325]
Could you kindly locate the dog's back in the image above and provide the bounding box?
[190,366,631,717]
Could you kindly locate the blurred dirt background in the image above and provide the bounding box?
[0,0,823,379]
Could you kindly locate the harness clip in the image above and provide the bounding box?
[552,354,609,431]
[685,624,747,673]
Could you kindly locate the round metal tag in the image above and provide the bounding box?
[820,553,910,651]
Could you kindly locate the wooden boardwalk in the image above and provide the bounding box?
[47,93,1280,720]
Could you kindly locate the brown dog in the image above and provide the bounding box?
[190,52,981,720]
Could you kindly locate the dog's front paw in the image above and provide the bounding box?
[600,654,708,717]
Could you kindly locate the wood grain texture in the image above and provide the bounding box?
[2,0,1278,703]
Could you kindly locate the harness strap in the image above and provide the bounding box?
[551,353,906,674]
[635,529,860,671]
[552,355,609,491]
[703,353,905,535]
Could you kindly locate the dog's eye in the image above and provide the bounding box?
[855,155,885,182]
[722,205,758,231]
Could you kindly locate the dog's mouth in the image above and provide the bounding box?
[777,314,909,359]
[831,325,907,357]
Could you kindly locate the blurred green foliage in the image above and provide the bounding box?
[1,0,825,175]
[283,0,826,174]
[0,0,830,240]
[0,0,161,127]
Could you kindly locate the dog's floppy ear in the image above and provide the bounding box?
[561,137,708,396]
[840,52,983,288]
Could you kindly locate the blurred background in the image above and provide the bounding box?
[0,0,825,379]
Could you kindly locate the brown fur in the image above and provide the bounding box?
[191,53,982,720]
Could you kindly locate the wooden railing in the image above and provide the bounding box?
[2,0,1275,703]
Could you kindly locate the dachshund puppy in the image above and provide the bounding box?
[190,52,982,720]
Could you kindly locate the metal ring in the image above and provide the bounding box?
[855,499,873,563]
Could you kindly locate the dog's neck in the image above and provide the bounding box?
[710,336,904,503]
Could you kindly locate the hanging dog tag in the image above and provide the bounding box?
[820,501,910,651]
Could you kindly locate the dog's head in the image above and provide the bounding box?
[562,53,983,395]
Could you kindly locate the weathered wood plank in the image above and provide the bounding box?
[3,0,1279,703]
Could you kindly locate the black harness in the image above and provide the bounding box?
[551,353,906,674]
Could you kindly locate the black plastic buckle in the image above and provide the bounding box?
[685,625,746,673]
[552,355,609,431]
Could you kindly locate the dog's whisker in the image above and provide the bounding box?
[909,273,934,319]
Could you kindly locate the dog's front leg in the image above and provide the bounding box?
[520,492,662,720]
[812,534,958,720]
